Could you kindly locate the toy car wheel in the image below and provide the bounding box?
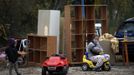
[102,62,111,71]
[63,66,69,75]
[42,67,47,75]
[63,71,67,75]
[82,63,89,71]
[48,72,53,75]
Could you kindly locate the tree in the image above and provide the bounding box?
[0,0,68,38]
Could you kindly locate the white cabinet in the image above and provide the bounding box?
[37,10,60,53]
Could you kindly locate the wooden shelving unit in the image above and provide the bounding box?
[64,5,108,64]
[28,34,57,64]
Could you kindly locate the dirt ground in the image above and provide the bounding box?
[0,63,134,75]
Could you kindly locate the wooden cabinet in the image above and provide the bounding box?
[28,35,57,64]
[64,5,108,64]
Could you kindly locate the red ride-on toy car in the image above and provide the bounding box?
[41,54,69,75]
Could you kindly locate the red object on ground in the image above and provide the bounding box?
[41,54,69,75]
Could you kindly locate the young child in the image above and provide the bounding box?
[86,35,110,71]
[5,38,21,75]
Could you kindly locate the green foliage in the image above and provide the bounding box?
[0,0,37,37]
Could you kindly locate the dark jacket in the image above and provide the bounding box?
[5,38,19,63]
[5,46,19,63]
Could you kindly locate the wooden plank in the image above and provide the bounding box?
[64,5,72,63]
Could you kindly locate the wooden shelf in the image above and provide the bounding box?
[28,35,57,64]
[71,19,106,21]
[64,5,108,64]
[72,34,83,35]
[29,48,47,51]
[28,50,34,62]
[71,18,83,21]
[72,49,84,62]
[33,51,40,63]
[40,51,47,63]
[40,37,47,50]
